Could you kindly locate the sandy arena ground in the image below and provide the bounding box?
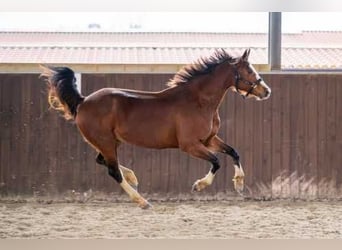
[1,199,342,239]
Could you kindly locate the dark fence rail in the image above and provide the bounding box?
[0,73,341,199]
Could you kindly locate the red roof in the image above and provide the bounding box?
[0,31,341,69]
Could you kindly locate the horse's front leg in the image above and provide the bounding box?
[207,136,245,193]
[181,143,221,192]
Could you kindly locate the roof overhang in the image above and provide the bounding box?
[0,63,271,74]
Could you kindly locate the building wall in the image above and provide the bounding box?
[0,73,341,199]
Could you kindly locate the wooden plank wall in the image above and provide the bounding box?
[0,73,341,199]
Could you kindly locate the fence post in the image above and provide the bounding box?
[268,12,282,70]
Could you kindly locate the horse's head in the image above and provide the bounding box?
[232,49,271,100]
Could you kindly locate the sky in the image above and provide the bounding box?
[0,12,342,33]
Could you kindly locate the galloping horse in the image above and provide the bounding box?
[40,49,271,209]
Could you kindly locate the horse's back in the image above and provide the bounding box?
[84,87,156,101]
[75,87,179,149]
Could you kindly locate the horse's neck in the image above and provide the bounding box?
[191,66,234,110]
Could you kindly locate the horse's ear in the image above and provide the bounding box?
[241,48,251,61]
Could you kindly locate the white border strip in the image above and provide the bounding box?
[1,0,342,11]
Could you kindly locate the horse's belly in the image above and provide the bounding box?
[115,124,178,149]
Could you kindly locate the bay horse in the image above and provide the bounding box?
[40,48,271,209]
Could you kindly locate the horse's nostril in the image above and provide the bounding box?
[265,89,271,97]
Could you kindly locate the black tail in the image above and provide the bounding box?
[40,65,84,120]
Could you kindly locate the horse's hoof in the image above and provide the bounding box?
[191,181,201,192]
[233,175,244,194]
[140,200,153,209]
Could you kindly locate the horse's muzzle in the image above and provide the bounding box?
[263,88,271,99]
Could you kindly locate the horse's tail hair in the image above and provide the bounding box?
[39,65,84,120]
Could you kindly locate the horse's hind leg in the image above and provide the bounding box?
[96,153,139,190]
[207,135,244,193]
[99,146,151,209]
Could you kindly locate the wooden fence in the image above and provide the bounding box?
[0,73,341,199]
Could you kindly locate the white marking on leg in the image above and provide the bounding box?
[120,178,151,209]
[234,164,244,177]
[119,165,138,188]
[192,172,216,192]
[120,179,140,200]
[203,172,215,186]
[233,164,245,194]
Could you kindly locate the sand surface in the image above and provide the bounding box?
[1,199,342,239]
